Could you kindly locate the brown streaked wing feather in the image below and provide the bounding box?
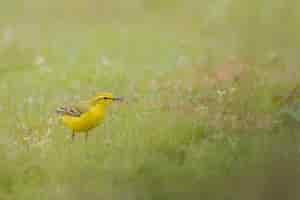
[56,101,90,117]
[56,106,82,117]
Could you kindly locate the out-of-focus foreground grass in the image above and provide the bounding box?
[1,0,300,199]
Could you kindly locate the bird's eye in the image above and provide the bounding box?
[103,97,108,100]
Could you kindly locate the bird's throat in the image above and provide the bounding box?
[92,103,107,116]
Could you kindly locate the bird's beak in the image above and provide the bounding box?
[112,97,124,102]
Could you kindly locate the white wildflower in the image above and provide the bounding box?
[217,89,226,97]
[100,55,110,66]
[34,55,45,65]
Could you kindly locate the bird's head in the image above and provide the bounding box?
[91,92,123,107]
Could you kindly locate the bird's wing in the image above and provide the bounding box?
[56,101,90,117]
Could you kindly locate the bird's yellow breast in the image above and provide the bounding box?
[62,105,106,133]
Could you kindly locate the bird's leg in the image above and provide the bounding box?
[85,132,89,142]
[71,131,75,142]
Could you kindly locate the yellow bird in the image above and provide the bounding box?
[56,92,123,141]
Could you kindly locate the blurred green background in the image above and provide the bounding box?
[1,0,300,199]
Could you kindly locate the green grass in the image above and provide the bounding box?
[1,1,300,199]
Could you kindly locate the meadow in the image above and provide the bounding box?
[1,0,300,199]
